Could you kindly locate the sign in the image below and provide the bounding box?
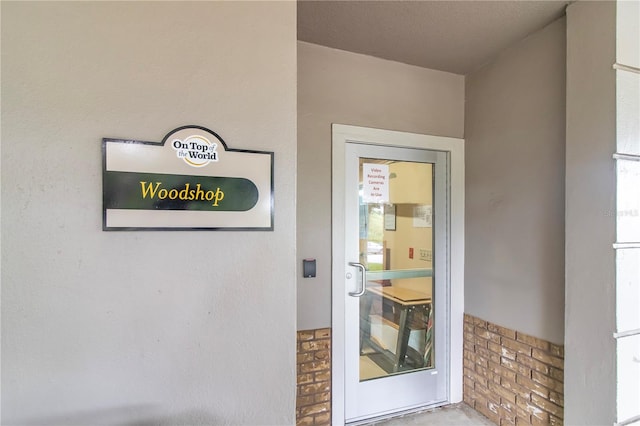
[362,163,389,203]
[413,205,432,228]
[103,125,273,230]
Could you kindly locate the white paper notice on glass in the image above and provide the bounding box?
[413,205,432,228]
[362,163,389,203]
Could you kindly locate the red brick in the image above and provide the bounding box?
[464,357,475,370]
[301,339,330,352]
[464,391,475,408]
[476,354,490,368]
[298,352,314,364]
[499,406,517,425]
[315,370,330,382]
[501,399,517,415]
[502,338,533,356]
[464,376,475,389]
[489,341,517,360]
[464,339,475,352]
[530,406,551,422]
[466,367,488,388]
[314,328,331,339]
[476,326,502,344]
[531,414,550,425]
[549,343,564,358]
[487,399,500,415]
[315,350,330,361]
[476,364,496,383]
[531,393,564,419]
[549,367,564,382]
[296,328,332,426]
[296,415,314,426]
[297,395,314,407]
[464,366,475,379]
[516,333,550,352]
[531,348,563,370]
[474,317,488,328]
[516,353,549,375]
[475,335,490,348]
[475,382,501,406]
[488,360,517,382]
[314,391,331,403]
[549,390,564,407]
[531,371,563,393]
[300,360,330,373]
[300,381,331,395]
[465,321,475,333]
[477,345,502,363]
[501,357,532,377]
[464,348,476,360]
[476,400,501,424]
[488,380,517,403]
[501,379,532,400]
[298,330,315,341]
[516,374,550,398]
[315,412,331,425]
[464,331,475,342]
[299,402,329,417]
[516,395,549,422]
[298,373,313,385]
[550,414,563,425]
[488,322,517,340]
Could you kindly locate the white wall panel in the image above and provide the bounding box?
[616,249,640,333]
[616,0,640,69]
[617,70,640,155]
[617,334,640,423]
[617,159,640,243]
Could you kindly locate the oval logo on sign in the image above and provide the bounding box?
[172,135,219,167]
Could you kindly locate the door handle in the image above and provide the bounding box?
[348,262,367,297]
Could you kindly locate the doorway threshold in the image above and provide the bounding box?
[350,403,493,426]
[347,400,447,426]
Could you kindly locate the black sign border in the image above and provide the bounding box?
[102,125,274,231]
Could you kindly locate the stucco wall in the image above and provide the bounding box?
[565,2,617,424]
[1,2,296,424]
[464,18,566,345]
[297,41,464,330]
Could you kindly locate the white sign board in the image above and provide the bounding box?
[362,163,389,203]
[413,205,432,228]
[103,125,273,231]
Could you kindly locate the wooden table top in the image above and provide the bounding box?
[367,285,431,306]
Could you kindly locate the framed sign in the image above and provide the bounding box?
[384,204,396,231]
[413,205,432,228]
[103,125,273,231]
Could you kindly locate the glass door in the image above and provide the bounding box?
[344,142,448,422]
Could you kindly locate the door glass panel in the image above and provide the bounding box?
[358,158,434,381]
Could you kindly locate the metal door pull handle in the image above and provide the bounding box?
[348,262,367,297]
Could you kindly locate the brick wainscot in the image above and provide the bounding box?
[297,328,331,426]
[463,314,565,425]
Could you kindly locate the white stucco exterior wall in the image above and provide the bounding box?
[1,2,297,424]
[465,17,567,345]
[565,1,617,424]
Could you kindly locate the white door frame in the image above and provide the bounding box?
[331,124,465,425]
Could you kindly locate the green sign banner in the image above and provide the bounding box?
[104,171,259,212]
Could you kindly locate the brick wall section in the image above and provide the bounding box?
[463,314,564,425]
[297,328,331,426]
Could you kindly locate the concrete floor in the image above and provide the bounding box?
[369,403,494,426]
